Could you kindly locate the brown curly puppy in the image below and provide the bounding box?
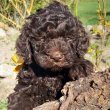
[8,1,93,110]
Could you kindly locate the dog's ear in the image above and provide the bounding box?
[16,27,32,64]
[76,32,89,58]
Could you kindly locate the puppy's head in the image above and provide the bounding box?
[33,37,74,71]
[16,1,89,71]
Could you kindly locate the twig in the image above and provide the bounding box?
[9,0,24,19]
[0,13,21,28]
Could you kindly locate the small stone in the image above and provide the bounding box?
[0,28,6,37]
[6,27,19,36]
[0,64,15,77]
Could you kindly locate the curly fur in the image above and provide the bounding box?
[8,1,93,110]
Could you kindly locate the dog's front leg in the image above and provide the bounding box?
[68,59,94,81]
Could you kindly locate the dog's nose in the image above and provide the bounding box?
[53,51,63,61]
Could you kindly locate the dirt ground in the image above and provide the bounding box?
[0,35,18,101]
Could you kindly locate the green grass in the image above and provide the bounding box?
[0,99,7,110]
[77,0,110,25]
